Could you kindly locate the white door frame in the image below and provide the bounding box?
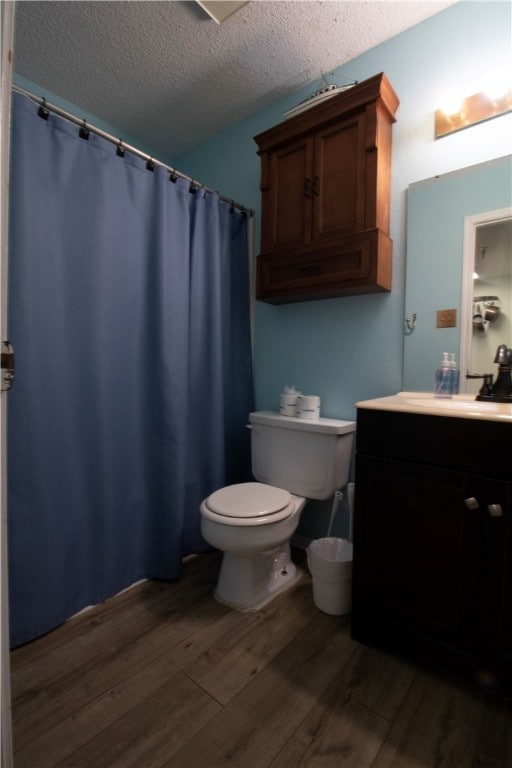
[460,206,512,390]
[0,2,14,766]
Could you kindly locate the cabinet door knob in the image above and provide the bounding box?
[488,504,504,518]
[464,497,480,509]
[304,178,312,198]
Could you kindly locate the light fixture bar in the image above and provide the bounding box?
[435,89,512,139]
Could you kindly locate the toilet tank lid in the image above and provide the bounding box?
[249,411,356,435]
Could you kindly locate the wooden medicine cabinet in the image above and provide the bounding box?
[254,73,399,303]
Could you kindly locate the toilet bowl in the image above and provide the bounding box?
[201,482,307,610]
[200,411,355,612]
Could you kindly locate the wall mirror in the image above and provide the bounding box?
[403,155,512,393]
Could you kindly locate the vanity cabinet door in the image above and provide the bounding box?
[477,476,512,693]
[500,501,512,689]
[353,455,482,661]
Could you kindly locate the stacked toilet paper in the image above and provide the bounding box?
[296,394,321,419]
[280,387,321,419]
[279,386,301,416]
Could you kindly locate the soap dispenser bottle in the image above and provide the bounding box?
[449,353,460,395]
[435,353,452,398]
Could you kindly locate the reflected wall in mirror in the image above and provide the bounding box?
[404,155,512,393]
[461,210,512,394]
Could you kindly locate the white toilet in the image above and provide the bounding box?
[200,410,355,611]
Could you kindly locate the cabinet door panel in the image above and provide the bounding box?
[312,113,366,241]
[477,476,512,692]
[354,455,481,654]
[500,507,512,691]
[262,138,313,253]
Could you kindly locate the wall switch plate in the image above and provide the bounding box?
[437,308,457,328]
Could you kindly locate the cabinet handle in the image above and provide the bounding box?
[304,178,312,198]
[312,175,320,197]
[488,504,504,518]
[300,265,321,275]
[464,497,480,510]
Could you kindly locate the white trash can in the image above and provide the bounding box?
[307,537,353,615]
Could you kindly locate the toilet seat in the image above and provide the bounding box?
[202,482,296,526]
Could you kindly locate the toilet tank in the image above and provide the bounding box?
[249,411,356,500]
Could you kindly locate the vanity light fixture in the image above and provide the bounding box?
[435,85,512,139]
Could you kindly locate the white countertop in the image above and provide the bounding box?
[356,391,512,423]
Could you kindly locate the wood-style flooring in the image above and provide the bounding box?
[10,549,512,768]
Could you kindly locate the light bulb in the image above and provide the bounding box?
[483,70,511,101]
[438,91,465,116]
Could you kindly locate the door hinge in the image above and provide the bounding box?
[1,341,15,392]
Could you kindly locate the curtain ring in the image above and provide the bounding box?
[79,120,89,140]
[116,139,125,158]
[37,98,49,121]
[146,158,155,172]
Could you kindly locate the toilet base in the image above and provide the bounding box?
[214,543,302,612]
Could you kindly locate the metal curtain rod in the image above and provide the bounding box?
[12,84,254,217]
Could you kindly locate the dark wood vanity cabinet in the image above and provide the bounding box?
[254,73,399,303]
[352,409,512,696]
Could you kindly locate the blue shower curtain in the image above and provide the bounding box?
[7,92,253,647]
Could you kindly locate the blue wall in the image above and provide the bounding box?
[12,1,512,540]
[177,1,512,422]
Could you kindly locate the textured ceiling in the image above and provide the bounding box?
[14,0,457,159]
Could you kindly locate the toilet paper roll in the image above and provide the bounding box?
[280,389,301,416]
[280,393,299,407]
[296,395,321,420]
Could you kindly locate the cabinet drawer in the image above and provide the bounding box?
[257,228,391,303]
[356,408,512,478]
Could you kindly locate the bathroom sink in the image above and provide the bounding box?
[356,392,512,422]
[401,394,504,412]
